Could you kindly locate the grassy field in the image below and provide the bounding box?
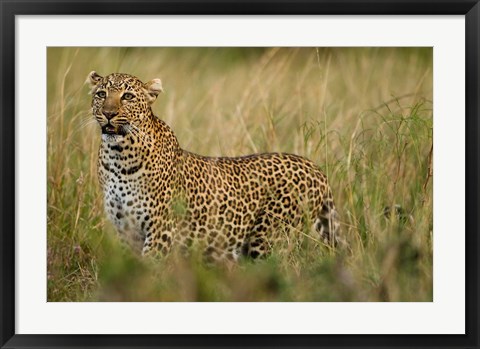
[47,47,433,302]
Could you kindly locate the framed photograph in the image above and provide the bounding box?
[1,1,478,348]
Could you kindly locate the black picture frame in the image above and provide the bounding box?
[1,1,478,348]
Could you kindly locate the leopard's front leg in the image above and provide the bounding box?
[142,223,176,256]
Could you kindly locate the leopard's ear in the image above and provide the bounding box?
[86,71,103,93]
[145,78,163,104]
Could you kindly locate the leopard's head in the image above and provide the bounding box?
[87,71,163,137]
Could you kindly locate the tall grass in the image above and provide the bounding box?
[47,47,432,301]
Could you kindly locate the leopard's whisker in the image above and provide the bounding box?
[129,126,152,147]
[79,118,97,129]
[128,123,155,147]
[77,115,96,128]
[72,118,98,136]
[125,124,144,142]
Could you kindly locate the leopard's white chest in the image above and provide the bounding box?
[100,140,148,248]
[103,176,146,243]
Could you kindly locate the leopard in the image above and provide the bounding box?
[87,71,342,262]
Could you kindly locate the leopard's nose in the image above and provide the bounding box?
[103,110,119,120]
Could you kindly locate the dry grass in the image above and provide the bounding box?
[47,47,432,302]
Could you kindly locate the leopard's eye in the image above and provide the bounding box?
[122,92,134,100]
[96,91,106,98]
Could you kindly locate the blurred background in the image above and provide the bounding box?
[47,47,432,301]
